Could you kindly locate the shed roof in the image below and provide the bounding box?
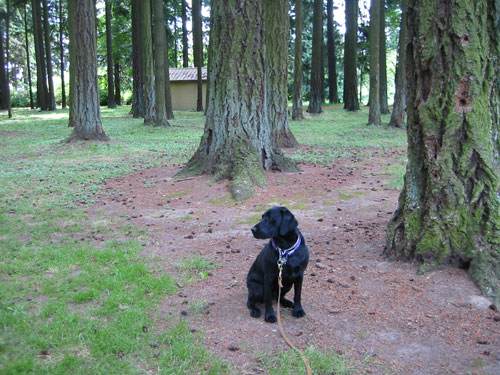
[169,67,208,82]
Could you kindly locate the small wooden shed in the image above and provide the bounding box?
[169,68,208,111]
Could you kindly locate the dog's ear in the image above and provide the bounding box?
[279,207,298,236]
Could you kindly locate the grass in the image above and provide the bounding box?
[0,105,405,374]
[0,107,222,374]
[259,346,352,375]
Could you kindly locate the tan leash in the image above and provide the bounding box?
[277,263,313,375]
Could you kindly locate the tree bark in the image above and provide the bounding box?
[192,0,203,112]
[368,0,381,125]
[379,0,389,114]
[0,16,8,110]
[265,0,298,147]
[181,0,296,201]
[151,0,169,127]
[131,0,144,117]
[32,0,49,110]
[105,0,115,108]
[343,0,359,111]
[67,0,107,140]
[5,0,11,117]
[307,0,323,114]
[291,0,304,120]
[114,61,121,105]
[42,0,56,110]
[58,0,66,108]
[326,0,338,104]
[181,0,189,68]
[139,0,155,125]
[388,0,407,127]
[386,0,499,305]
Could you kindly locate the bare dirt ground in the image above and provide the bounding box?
[91,150,499,375]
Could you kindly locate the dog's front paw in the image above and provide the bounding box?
[292,306,305,318]
[265,312,277,323]
[249,307,261,318]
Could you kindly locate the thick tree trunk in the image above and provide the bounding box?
[139,0,155,124]
[343,0,359,111]
[368,0,381,125]
[291,0,304,120]
[265,0,298,148]
[42,0,56,110]
[58,0,66,109]
[192,0,203,112]
[386,0,499,305]
[131,0,144,117]
[182,0,296,200]
[0,19,8,110]
[152,0,169,127]
[307,0,323,114]
[165,60,174,119]
[388,0,407,127]
[181,0,189,68]
[32,0,49,110]
[379,0,389,114]
[114,61,121,105]
[24,4,35,109]
[105,0,115,108]
[326,0,338,104]
[67,0,107,140]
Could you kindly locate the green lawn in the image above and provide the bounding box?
[0,105,405,374]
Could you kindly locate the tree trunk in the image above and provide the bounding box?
[291,0,304,120]
[192,0,203,112]
[181,0,189,68]
[131,0,144,117]
[42,0,56,110]
[5,0,11,117]
[343,0,359,111]
[114,61,121,105]
[151,0,169,127]
[0,17,8,110]
[58,0,66,108]
[379,0,389,114]
[307,0,323,114]
[165,60,174,119]
[139,0,155,125]
[173,20,178,68]
[388,0,407,127]
[326,0,338,104]
[105,0,115,108]
[265,0,298,147]
[368,0,381,125]
[181,0,296,201]
[386,0,499,305]
[32,0,48,110]
[67,0,107,140]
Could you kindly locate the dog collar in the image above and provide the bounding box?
[272,234,301,266]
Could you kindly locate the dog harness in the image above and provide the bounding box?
[272,234,302,266]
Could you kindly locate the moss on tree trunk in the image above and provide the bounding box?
[181,0,297,200]
[386,0,499,305]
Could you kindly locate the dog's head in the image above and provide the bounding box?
[251,206,298,239]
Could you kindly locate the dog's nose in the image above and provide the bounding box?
[251,225,257,234]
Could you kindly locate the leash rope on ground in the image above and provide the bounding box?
[277,264,313,375]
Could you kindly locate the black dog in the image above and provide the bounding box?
[247,206,309,323]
